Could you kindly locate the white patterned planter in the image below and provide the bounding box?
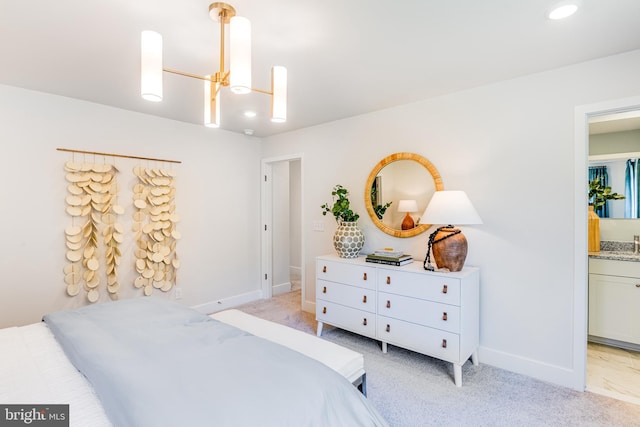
[333,221,365,258]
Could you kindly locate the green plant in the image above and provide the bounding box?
[321,185,359,223]
[370,186,392,220]
[588,178,624,209]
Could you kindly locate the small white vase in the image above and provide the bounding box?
[333,221,365,258]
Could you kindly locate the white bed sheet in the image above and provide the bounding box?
[0,323,111,427]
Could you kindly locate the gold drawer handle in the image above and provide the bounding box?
[386,300,391,309]
[363,318,367,326]
[363,272,367,281]
[442,284,448,294]
[362,295,367,303]
[636,284,640,288]
[386,324,390,332]
[442,339,447,348]
[322,306,327,314]
[322,266,327,273]
[322,286,327,294]
[442,312,447,321]
[386,276,391,285]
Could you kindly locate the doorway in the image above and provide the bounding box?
[261,154,304,304]
[574,96,640,404]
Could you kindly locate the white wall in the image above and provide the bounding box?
[0,84,263,328]
[261,49,640,388]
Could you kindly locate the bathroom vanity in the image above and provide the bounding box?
[588,253,640,351]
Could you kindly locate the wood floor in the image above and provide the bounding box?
[587,342,640,406]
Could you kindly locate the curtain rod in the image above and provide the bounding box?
[56,148,182,164]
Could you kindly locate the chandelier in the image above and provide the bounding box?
[140,2,287,129]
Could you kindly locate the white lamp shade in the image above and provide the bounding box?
[271,66,287,122]
[397,199,418,213]
[420,191,482,225]
[204,77,220,128]
[229,16,252,95]
[140,31,163,102]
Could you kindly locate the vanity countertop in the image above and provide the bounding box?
[589,251,640,262]
[589,240,640,262]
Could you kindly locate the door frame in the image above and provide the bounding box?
[261,153,305,302]
[573,95,640,390]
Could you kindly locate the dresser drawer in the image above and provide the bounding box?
[377,315,461,363]
[317,259,376,289]
[378,292,460,333]
[377,268,461,305]
[316,300,376,338]
[317,280,376,313]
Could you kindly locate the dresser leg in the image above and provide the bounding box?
[316,321,324,337]
[381,342,388,353]
[453,364,462,387]
[471,350,479,366]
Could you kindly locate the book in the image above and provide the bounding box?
[365,257,413,266]
[366,253,413,262]
[374,249,405,257]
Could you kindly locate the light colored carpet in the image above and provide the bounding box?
[235,290,640,427]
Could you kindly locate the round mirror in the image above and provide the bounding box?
[364,152,444,238]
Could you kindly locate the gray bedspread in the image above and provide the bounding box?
[43,298,388,427]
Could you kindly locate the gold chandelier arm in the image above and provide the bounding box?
[251,87,273,96]
[163,68,211,81]
[163,68,230,86]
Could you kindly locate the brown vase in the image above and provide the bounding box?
[588,205,600,252]
[432,227,468,272]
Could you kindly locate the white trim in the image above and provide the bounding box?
[191,290,263,314]
[479,346,577,387]
[573,95,640,391]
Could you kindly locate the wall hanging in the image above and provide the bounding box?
[63,159,123,302]
[59,148,181,302]
[132,165,181,296]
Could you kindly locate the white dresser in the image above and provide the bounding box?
[316,254,480,387]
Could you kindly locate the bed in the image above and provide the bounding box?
[1,298,387,427]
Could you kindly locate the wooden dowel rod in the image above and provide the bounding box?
[56,148,182,164]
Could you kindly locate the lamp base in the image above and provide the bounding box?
[432,227,467,272]
[401,212,415,230]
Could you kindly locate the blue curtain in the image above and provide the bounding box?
[589,166,610,217]
[624,159,640,218]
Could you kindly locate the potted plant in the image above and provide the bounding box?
[321,185,364,258]
[588,178,624,252]
[588,179,624,210]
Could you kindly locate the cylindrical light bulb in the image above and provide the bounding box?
[204,76,220,128]
[140,30,163,102]
[230,16,252,95]
[271,66,287,123]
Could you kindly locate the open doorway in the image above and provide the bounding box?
[261,155,304,304]
[586,109,640,405]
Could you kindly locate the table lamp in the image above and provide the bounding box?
[420,191,482,272]
[397,199,418,230]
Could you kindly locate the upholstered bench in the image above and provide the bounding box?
[209,309,367,395]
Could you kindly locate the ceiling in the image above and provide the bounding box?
[2,1,640,138]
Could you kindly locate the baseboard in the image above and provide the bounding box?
[290,265,302,281]
[272,282,292,296]
[191,290,263,315]
[479,346,582,390]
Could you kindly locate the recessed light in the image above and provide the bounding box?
[547,3,579,20]
[244,111,257,118]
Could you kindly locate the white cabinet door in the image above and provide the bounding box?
[589,273,640,345]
